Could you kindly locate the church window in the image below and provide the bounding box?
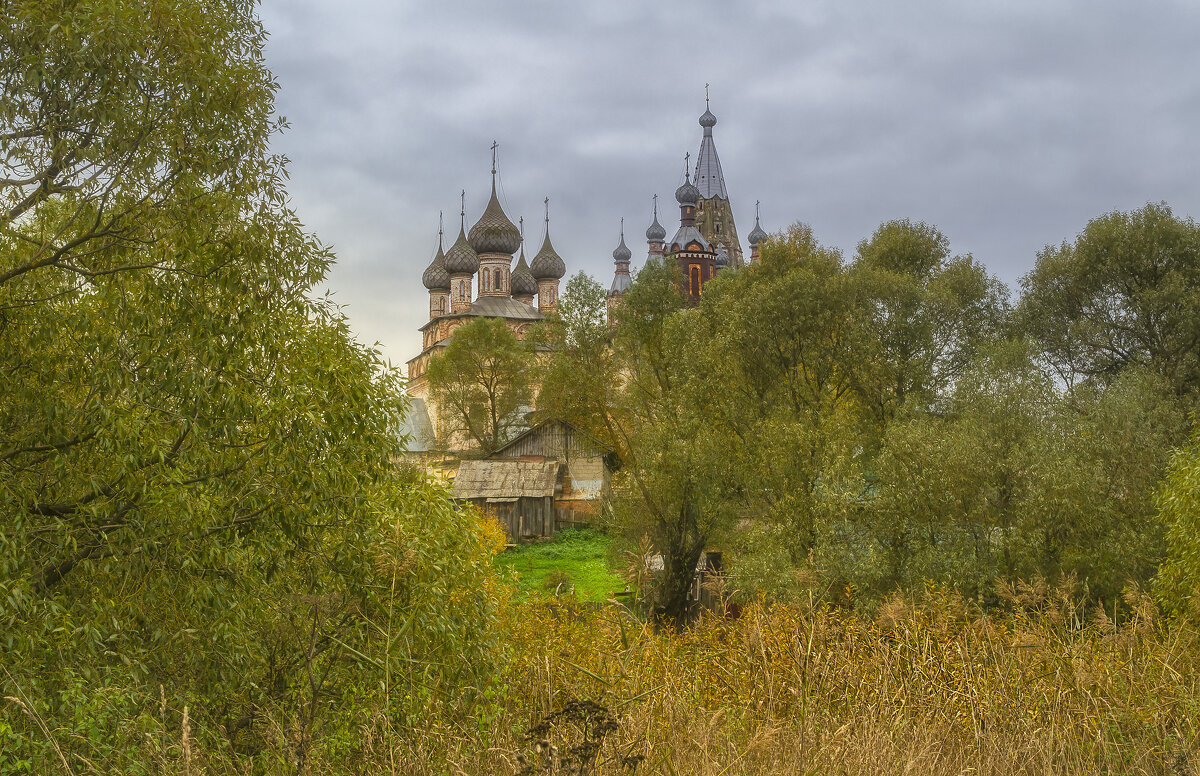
[689,264,701,296]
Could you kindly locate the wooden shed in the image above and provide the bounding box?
[491,420,614,527]
[451,459,560,542]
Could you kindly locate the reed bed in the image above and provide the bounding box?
[380,583,1199,776]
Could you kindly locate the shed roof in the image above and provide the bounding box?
[492,419,613,460]
[451,459,559,499]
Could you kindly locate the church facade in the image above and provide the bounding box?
[407,103,768,451]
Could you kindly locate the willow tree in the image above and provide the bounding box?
[1,2,500,770]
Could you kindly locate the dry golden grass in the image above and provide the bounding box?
[376,581,1199,776]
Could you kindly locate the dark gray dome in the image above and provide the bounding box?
[675,179,700,205]
[422,241,450,290]
[468,183,521,255]
[613,232,632,262]
[748,215,768,246]
[511,250,537,296]
[645,213,666,241]
[530,232,566,280]
[699,108,717,128]
[444,224,479,275]
[714,244,729,267]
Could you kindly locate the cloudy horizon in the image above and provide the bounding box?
[260,0,1200,367]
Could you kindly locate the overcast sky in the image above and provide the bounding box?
[259,0,1200,367]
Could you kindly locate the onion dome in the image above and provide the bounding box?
[530,231,566,280]
[699,108,717,129]
[468,180,522,255]
[715,243,730,268]
[613,231,632,263]
[422,238,450,291]
[511,248,537,297]
[675,176,700,206]
[444,221,479,275]
[748,204,768,246]
[646,197,666,241]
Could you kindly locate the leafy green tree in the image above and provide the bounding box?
[609,259,739,623]
[1155,420,1200,614]
[0,2,502,769]
[426,316,535,454]
[533,272,619,449]
[851,219,1010,423]
[1019,203,1200,398]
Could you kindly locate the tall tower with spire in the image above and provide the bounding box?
[692,90,743,268]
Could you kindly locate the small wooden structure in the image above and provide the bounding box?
[491,420,613,528]
[451,459,559,542]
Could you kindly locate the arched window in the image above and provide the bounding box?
[689,264,701,297]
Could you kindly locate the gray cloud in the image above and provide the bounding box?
[260,0,1200,366]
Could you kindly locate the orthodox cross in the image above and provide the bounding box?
[490,140,498,176]
[544,196,550,226]
[459,190,465,227]
[519,216,525,245]
[620,216,624,239]
[705,82,710,108]
[684,152,691,181]
[438,210,444,245]
[652,193,658,218]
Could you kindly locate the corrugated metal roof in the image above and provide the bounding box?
[451,460,559,499]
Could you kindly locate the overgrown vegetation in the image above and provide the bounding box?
[3,1,1199,773]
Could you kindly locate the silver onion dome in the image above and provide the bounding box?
[510,249,538,296]
[444,223,479,275]
[530,231,566,280]
[645,203,666,241]
[748,212,768,246]
[468,182,522,255]
[715,243,730,267]
[675,177,700,205]
[422,240,450,291]
[613,231,632,262]
[699,108,717,128]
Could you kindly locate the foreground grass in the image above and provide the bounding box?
[387,583,1200,775]
[493,528,623,603]
[15,581,1200,774]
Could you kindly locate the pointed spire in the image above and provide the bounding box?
[694,100,726,198]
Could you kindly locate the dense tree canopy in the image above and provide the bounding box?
[1,2,502,770]
[1019,203,1200,397]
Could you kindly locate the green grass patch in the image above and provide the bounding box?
[494,528,623,602]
